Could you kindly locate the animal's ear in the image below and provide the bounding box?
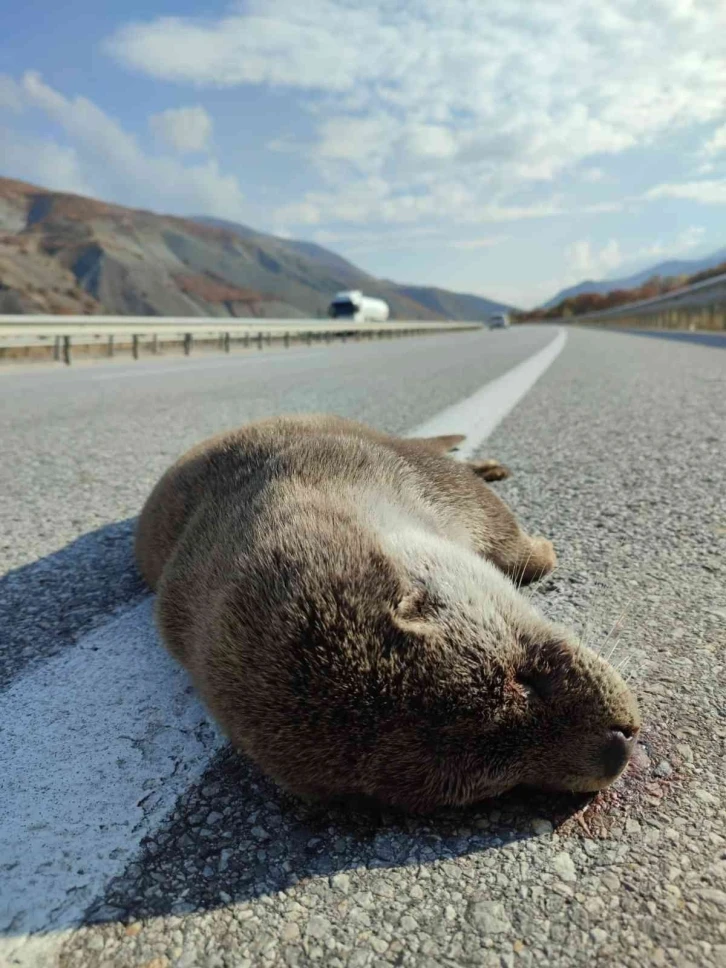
[414,433,466,454]
[391,584,439,636]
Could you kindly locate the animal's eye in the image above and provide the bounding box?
[515,672,553,702]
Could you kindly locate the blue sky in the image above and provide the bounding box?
[3,1,726,307]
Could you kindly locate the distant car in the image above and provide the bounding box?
[487,313,510,329]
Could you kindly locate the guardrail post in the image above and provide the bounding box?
[257,332,263,349]
[53,336,61,362]
[63,335,71,366]
[152,334,158,355]
[184,333,192,355]
[305,332,312,345]
[224,332,230,353]
[132,334,139,360]
[284,332,290,347]
[243,332,249,348]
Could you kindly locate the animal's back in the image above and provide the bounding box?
[135,413,485,590]
[136,415,375,587]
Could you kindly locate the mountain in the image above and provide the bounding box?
[194,215,514,319]
[389,284,512,320]
[543,248,726,308]
[194,217,362,276]
[0,178,512,320]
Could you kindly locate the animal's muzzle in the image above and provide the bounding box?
[599,728,637,779]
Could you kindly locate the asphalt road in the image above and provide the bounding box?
[1,325,725,968]
[618,328,726,349]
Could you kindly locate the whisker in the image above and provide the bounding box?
[579,615,594,654]
[616,656,635,681]
[514,559,525,591]
[615,652,633,673]
[607,636,624,664]
[516,550,533,592]
[602,599,635,662]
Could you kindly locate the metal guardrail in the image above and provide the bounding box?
[555,271,726,325]
[0,316,482,365]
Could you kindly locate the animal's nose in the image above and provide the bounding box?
[600,728,637,779]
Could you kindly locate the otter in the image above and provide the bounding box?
[135,414,640,813]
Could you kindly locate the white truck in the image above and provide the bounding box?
[327,290,390,323]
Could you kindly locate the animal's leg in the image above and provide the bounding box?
[413,433,510,480]
[468,482,557,585]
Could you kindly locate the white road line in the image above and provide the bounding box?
[0,326,566,965]
[407,327,567,457]
[0,600,223,967]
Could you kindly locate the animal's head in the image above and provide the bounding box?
[372,530,641,810]
[217,512,640,814]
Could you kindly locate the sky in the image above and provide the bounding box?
[3,1,726,307]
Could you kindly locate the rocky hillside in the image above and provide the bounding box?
[0,178,512,320]
[543,247,726,309]
[195,215,513,320]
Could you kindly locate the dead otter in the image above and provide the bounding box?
[135,414,640,813]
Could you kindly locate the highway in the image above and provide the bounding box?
[1,325,725,968]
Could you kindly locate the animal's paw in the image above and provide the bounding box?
[468,458,511,481]
[528,537,557,579]
[515,537,558,586]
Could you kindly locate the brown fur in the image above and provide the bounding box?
[135,414,641,813]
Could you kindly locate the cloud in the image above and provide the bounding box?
[695,161,717,176]
[677,224,706,249]
[2,72,246,220]
[106,0,726,224]
[580,167,607,183]
[0,74,23,113]
[405,125,459,161]
[314,114,398,168]
[304,225,504,255]
[644,179,726,204]
[275,183,574,228]
[567,239,624,280]
[448,237,501,251]
[638,224,706,259]
[149,105,213,154]
[560,224,708,293]
[701,123,726,158]
[105,7,364,92]
[0,128,93,196]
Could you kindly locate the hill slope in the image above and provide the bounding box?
[194,215,514,319]
[544,247,726,308]
[0,179,512,320]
